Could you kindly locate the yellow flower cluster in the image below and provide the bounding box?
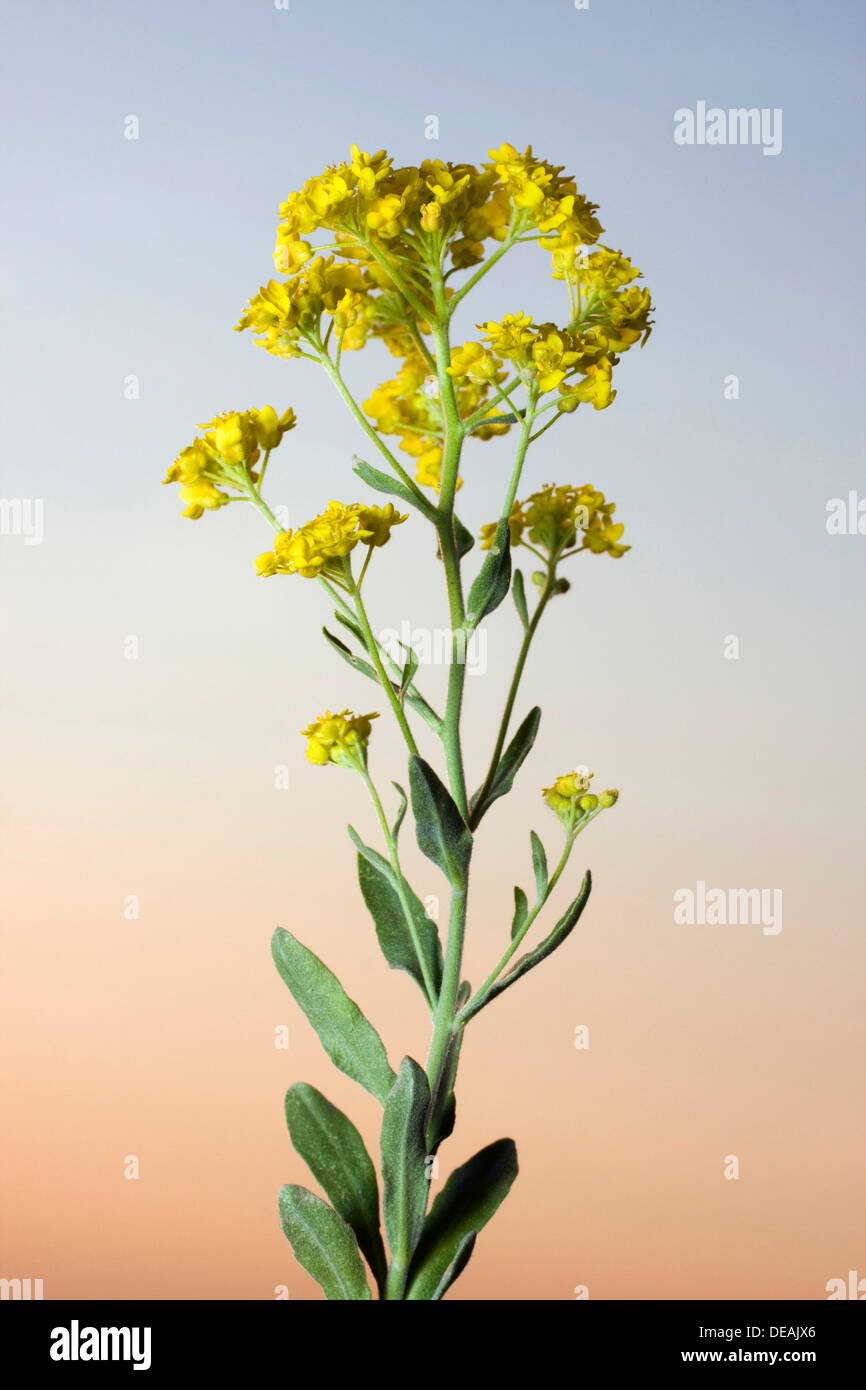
[543,771,618,828]
[269,142,599,279]
[480,483,629,560]
[364,349,509,491]
[256,501,407,579]
[164,407,296,519]
[301,709,379,767]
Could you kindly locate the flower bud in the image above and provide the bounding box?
[599,789,619,807]
[578,793,598,811]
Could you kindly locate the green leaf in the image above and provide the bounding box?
[284,1084,387,1296]
[380,1058,431,1273]
[511,886,529,940]
[356,852,443,998]
[398,645,419,703]
[322,626,378,682]
[530,831,548,903]
[463,870,593,1024]
[333,611,367,648]
[391,782,408,842]
[409,755,472,888]
[426,982,470,1153]
[271,929,396,1104]
[512,568,529,631]
[347,825,393,881]
[278,1185,372,1300]
[469,706,541,827]
[353,459,437,520]
[453,514,476,559]
[430,1230,477,1300]
[405,1139,519,1300]
[466,516,511,628]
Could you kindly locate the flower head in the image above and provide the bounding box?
[163,407,295,519]
[543,770,619,830]
[301,709,379,767]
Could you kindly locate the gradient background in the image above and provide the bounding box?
[1,0,864,1300]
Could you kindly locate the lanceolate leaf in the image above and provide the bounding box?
[390,782,408,842]
[530,830,549,903]
[453,513,476,559]
[405,1139,519,1301]
[398,645,419,703]
[466,516,511,628]
[425,993,468,1154]
[278,1184,372,1301]
[409,755,472,888]
[470,706,541,827]
[511,886,529,940]
[380,1059,431,1275]
[322,626,378,682]
[511,568,530,631]
[462,870,593,1024]
[430,1230,477,1300]
[356,852,443,998]
[271,929,396,1104]
[284,1084,387,1296]
[353,459,437,520]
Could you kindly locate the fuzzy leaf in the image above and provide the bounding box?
[353,459,437,520]
[430,1230,477,1300]
[391,782,408,842]
[466,516,511,627]
[380,1058,431,1273]
[322,626,378,682]
[462,870,592,1024]
[511,568,530,631]
[453,514,476,559]
[511,886,529,940]
[284,1084,387,1296]
[271,929,396,1104]
[405,1139,518,1300]
[278,1184,372,1301]
[470,706,541,827]
[409,755,472,888]
[356,852,443,998]
[530,831,549,903]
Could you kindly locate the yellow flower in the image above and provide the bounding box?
[543,770,594,825]
[256,502,381,578]
[301,709,379,768]
[478,313,536,361]
[164,407,295,519]
[357,503,408,547]
[447,341,501,384]
[479,483,628,560]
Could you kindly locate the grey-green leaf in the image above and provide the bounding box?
[453,514,476,559]
[356,852,443,998]
[391,782,408,842]
[470,706,541,827]
[322,626,378,682]
[353,459,437,520]
[466,516,511,627]
[511,886,529,940]
[405,1139,519,1300]
[462,870,592,1024]
[278,1184,372,1301]
[512,568,529,631]
[380,1058,431,1272]
[284,1084,387,1296]
[530,831,548,903]
[409,755,472,888]
[430,1229,477,1300]
[271,929,396,1104]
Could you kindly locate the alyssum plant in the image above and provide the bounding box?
[164,142,652,1300]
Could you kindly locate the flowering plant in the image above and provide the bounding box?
[164,141,651,1300]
